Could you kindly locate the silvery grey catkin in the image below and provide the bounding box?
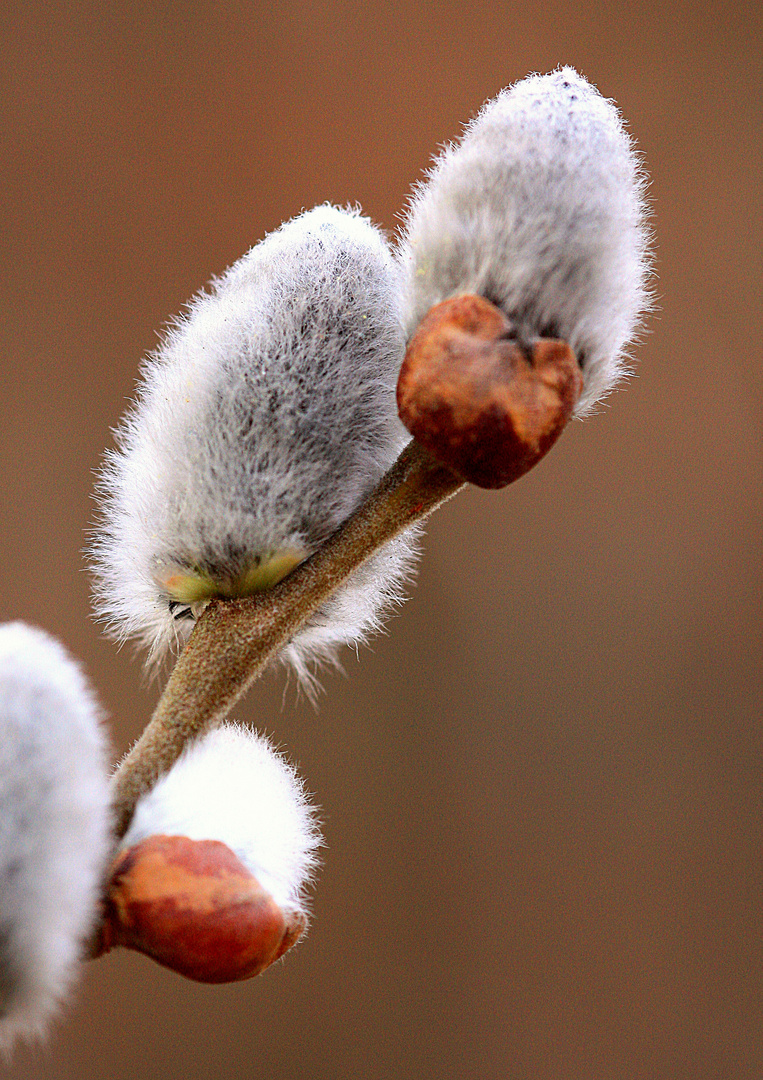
[399,67,652,415]
[91,205,417,684]
[0,624,111,1054]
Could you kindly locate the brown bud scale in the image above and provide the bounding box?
[96,834,305,983]
[397,294,582,489]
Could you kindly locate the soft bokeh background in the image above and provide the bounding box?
[2,2,760,1077]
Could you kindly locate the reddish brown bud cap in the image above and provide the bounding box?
[95,835,306,983]
[397,295,583,489]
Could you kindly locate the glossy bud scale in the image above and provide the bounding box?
[96,835,306,983]
[397,295,582,489]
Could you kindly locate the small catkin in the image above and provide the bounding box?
[121,724,321,919]
[399,67,652,415]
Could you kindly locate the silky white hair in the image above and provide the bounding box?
[399,67,652,415]
[91,204,418,682]
[121,724,321,918]
[0,624,111,1055]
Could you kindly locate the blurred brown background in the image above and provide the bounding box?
[1,1,761,1077]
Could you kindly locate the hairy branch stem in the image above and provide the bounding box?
[110,439,463,838]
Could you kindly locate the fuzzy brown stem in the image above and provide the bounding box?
[110,439,462,839]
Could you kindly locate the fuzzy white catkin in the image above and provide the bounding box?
[121,724,321,917]
[91,204,418,684]
[0,624,111,1055]
[399,67,652,415]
